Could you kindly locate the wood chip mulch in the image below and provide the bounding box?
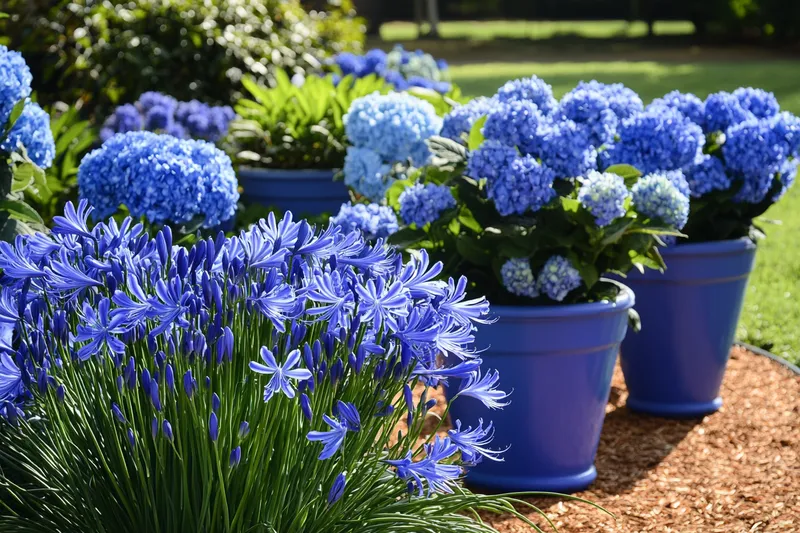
[476,347,800,532]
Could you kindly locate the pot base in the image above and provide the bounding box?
[465,465,597,494]
[626,396,722,418]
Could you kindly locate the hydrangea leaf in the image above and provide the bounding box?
[467,115,487,151]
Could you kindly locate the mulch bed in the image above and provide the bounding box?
[475,347,800,532]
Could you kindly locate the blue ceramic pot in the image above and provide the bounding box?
[238,167,348,216]
[447,286,634,493]
[619,238,757,418]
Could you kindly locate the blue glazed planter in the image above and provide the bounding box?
[619,238,757,418]
[447,287,634,493]
[238,167,348,216]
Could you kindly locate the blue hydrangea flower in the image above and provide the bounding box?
[723,118,788,183]
[482,100,546,154]
[343,147,392,201]
[648,90,705,126]
[138,92,177,113]
[398,183,456,227]
[78,131,238,226]
[575,80,643,119]
[440,97,500,143]
[768,111,800,157]
[602,107,704,174]
[536,255,582,302]
[335,53,365,76]
[684,155,731,197]
[330,202,399,240]
[486,154,557,216]
[536,119,598,177]
[631,173,690,229]
[344,92,442,163]
[0,45,33,127]
[466,140,518,181]
[774,158,798,201]
[1,102,55,168]
[500,258,538,298]
[733,87,780,119]
[556,88,618,146]
[495,76,557,114]
[703,91,755,133]
[660,169,691,198]
[577,170,630,227]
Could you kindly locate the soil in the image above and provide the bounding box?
[463,347,800,532]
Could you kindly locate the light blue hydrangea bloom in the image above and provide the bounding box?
[575,81,643,119]
[536,255,582,302]
[495,76,557,114]
[577,170,630,227]
[344,92,442,163]
[536,119,598,178]
[330,202,399,240]
[648,90,705,126]
[660,169,691,198]
[440,97,499,142]
[631,173,690,229]
[556,88,618,146]
[343,147,392,201]
[0,102,55,168]
[483,100,546,154]
[733,87,780,119]
[500,258,539,298]
[0,45,33,127]
[398,183,456,227]
[466,140,518,181]
[684,155,731,198]
[486,154,557,216]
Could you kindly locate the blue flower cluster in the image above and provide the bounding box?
[631,173,690,229]
[330,202,399,240]
[684,155,731,198]
[483,100,547,154]
[0,45,33,127]
[334,46,451,94]
[648,90,705,126]
[344,93,442,200]
[574,81,644,119]
[537,255,583,302]
[100,92,235,144]
[556,88,618,146]
[495,76,557,114]
[78,132,239,227]
[441,97,501,143]
[577,171,631,227]
[500,258,538,299]
[489,155,557,216]
[0,200,506,499]
[398,183,456,227]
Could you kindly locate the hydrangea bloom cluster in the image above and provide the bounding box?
[574,81,644,119]
[441,97,501,143]
[0,201,517,531]
[330,202,399,240]
[495,76,557,114]
[344,93,442,200]
[485,154,557,216]
[78,132,238,227]
[398,183,456,226]
[577,171,631,227]
[333,46,451,94]
[100,91,235,143]
[555,88,618,146]
[536,255,583,302]
[631,173,690,229]
[500,258,539,299]
[0,45,33,127]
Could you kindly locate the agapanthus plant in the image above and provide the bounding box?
[381,76,690,305]
[78,131,238,228]
[99,91,235,144]
[343,92,442,201]
[333,45,451,94]
[646,88,799,242]
[0,200,560,532]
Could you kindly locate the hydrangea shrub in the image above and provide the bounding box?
[0,201,554,532]
[333,45,451,94]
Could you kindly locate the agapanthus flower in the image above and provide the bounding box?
[343,147,391,201]
[449,419,505,464]
[486,154,557,216]
[500,258,538,299]
[457,370,509,409]
[307,414,348,460]
[440,97,499,142]
[398,183,456,227]
[494,76,557,114]
[684,155,731,198]
[328,473,347,505]
[1,102,55,168]
[577,170,630,227]
[648,90,705,126]
[631,173,690,229]
[385,436,461,497]
[536,255,583,302]
[0,353,23,402]
[0,44,33,127]
[331,202,398,240]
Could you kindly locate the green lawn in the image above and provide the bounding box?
[447,59,800,363]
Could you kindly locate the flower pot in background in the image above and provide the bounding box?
[238,167,349,216]
[447,287,634,493]
[619,238,757,418]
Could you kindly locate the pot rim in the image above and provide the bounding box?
[488,284,634,320]
[662,237,756,258]
[239,166,338,179]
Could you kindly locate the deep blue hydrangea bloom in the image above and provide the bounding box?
[343,147,391,201]
[577,170,630,227]
[775,158,798,201]
[440,97,500,142]
[602,107,704,174]
[100,104,142,142]
[500,258,538,298]
[575,81,643,119]
[648,90,705,126]
[466,140,518,181]
[768,111,800,157]
[536,119,598,177]
[733,87,780,119]
[486,154,557,216]
[330,202,399,240]
[494,76,557,114]
[684,155,731,197]
[661,169,691,198]
[703,91,755,133]
[398,183,456,227]
[333,46,450,94]
[556,88,618,146]
[78,132,238,226]
[138,92,178,113]
[723,118,789,199]
[483,100,547,154]
[631,173,690,229]
[536,255,582,302]
[1,102,55,168]
[335,53,365,76]
[0,45,33,127]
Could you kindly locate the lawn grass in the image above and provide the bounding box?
[448,59,800,363]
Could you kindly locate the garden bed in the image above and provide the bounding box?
[464,346,799,532]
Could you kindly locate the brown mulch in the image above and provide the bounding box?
[470,347,800,532]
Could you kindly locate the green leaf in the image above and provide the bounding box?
[11,162,37,192]
[457,207,483,233]
[467,116,487,151]
[560,197,581,213]
[600,217,636,245]
[456,234,491,266]
[385,179,412,211]
[0,199,44,225]
[427,136,467,164]
[604,164,642,186]
[1,99,26,142]
[54,121,90,156]
[0,216,36,242]
[388,226,427,248]
[572,259,599,289]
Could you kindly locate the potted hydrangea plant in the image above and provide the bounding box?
[0,198,580,531]
[381,76,691,492]
[618,89,800,417]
